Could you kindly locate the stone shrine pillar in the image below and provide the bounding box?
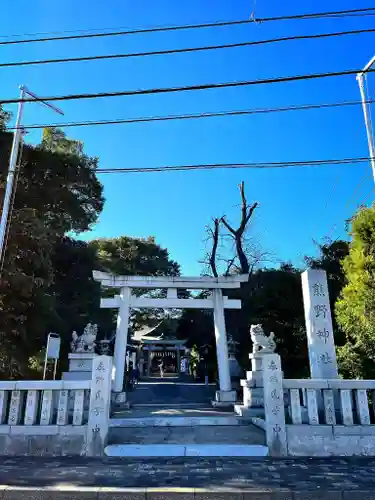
[113,287,131,402]
[212,289,236,406]
[301,269,338,379]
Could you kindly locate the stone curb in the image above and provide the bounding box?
[0,486,371,499]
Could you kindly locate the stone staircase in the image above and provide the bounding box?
[106,403,267,457]
[106,381,267,457]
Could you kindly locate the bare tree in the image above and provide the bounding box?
[203,181,263,277]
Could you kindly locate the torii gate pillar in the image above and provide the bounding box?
[112,287,131,402]
[212,288,236,406]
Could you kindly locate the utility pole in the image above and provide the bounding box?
[0,85,64,266]
[357,55,375,185]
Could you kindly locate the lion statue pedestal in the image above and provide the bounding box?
[62,324,99,382]
[235,324,279,418]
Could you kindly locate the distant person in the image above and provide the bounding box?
[158,360,164,378]
[128,361,134,388]
[132,365,140,385]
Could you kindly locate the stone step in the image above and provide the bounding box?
[108,423,266,445]
[127,381,216,406]
[111,404,236,420]
[110,415,249,427]
[131,402,207,408]
[234,404,265,418]
[104,444,269,457]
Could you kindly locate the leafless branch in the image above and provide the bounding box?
[201,181,262,277]
[209,218,220,278]
[221,181,259,275]
[223,256,237,276]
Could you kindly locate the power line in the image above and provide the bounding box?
[2,68,374,106]
[94,157,371,174]
[344,172,371,208]
[360,186,375,206]
[2,28,374,69]
[312,172,343,240]
[1,7,374,46]
[326,171,371,240]
[8,98,375,131]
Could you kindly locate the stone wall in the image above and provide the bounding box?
[0,425,87,456]
[287,425,375,457]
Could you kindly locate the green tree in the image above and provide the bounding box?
[0,128,104,377]
[0,208,55,378]
[49,237,101,331]
[0,105,11,131]
[336,205,375,378]
[41,127,83,156]
[91,236,180,277]
[91,236,181,332]
[40,237,114,372]
[0,130,104,235]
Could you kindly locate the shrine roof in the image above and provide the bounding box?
[132,319,186,344]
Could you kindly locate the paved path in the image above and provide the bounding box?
[1,456,375,491]
[4,458,375,499]
[128,380,216,406]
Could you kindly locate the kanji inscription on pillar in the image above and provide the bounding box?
[87,355,113,456]
[301,269,338,379]
[262,354,287,456]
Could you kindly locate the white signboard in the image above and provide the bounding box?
[46,333,61,359]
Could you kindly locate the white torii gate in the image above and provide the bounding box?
[93,271,248,405]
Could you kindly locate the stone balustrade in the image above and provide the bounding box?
[0,355,112,457]
[283,378,375,427]
[258,353,375,457]
[0,380,91,427]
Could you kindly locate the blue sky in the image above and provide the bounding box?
[2,0,375,274]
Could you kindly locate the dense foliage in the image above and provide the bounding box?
[336,206,375,378]
[0,125,103,377]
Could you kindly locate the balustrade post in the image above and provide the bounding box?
[86,355,113,456]
[262,353,287,456]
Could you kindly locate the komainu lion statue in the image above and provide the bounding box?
[250,324,276,354]
[70,323,98,353]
